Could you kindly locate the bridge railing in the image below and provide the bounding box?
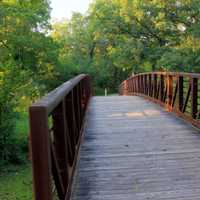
[29,74,92,200]
[119,72,200,128]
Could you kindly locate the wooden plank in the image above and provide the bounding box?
[71,96,200,200]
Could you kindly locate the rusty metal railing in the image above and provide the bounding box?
[119,72,200,128]
[29,74,92,200]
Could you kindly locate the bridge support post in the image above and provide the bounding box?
[29,107,52,200]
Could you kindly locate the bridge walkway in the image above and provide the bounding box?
[72,96,200,200]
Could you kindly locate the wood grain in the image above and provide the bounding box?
[71,96,200,200]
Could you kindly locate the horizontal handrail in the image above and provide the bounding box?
[31,74,88,114]
[119,72,200,128]
[29,74,92,200]
[127,72,200,79]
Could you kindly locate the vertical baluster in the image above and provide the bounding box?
[141,75,144,94]
[125,80,127,94]
[135,77,137,93]
[178,76,183,112]
[130,79,133,94]
[146,75,149,96]
[136,78,138,93]
[144,75,148,95]
[191,77,198,119]
[127,80,129,94]
[128,79,131,93]
[73,86,81,141]
[80,80,86,116]
[89,76,92,97]
[129,78,132,93]
[85,77,89,102]
[167,75,173,107]
[141,76,144,94]
[81,80,85,113]
[126,80,129,94]
[172,77,178,108]
[144,75,146,94]
[77,83,82,128]
[159,75,164,102]
[153,74,157,98]
[131,78,134,93]
[149,74,152,97]
[138,76,141,93]
[52,102,70,197]
[128,79,131,94]
[65,92,76,162]
[79,81,84,120]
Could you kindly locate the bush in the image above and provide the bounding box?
[0,106,28,165]
[0,103,17,164]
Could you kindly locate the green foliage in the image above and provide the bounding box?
[0,63,16,163]
[1,0,200,166]
[0,0,59,164]
[50,0,200,96]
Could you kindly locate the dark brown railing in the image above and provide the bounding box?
[29,74,92,200]
[119,72,200,128]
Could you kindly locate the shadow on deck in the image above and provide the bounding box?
[72,96,200,200]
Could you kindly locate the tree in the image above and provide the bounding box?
[0,0,60,163]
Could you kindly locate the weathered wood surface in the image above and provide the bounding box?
[71,96,200,200]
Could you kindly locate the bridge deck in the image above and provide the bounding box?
[72,96,200,200]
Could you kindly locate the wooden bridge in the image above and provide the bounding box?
[29,72,200,200]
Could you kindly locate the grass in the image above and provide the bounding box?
[0,163,33,200]
[0,112,33,200]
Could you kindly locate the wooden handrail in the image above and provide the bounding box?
[119,72,200,128]
[29,74,92,200]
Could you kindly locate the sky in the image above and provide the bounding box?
[50,0,92,20]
